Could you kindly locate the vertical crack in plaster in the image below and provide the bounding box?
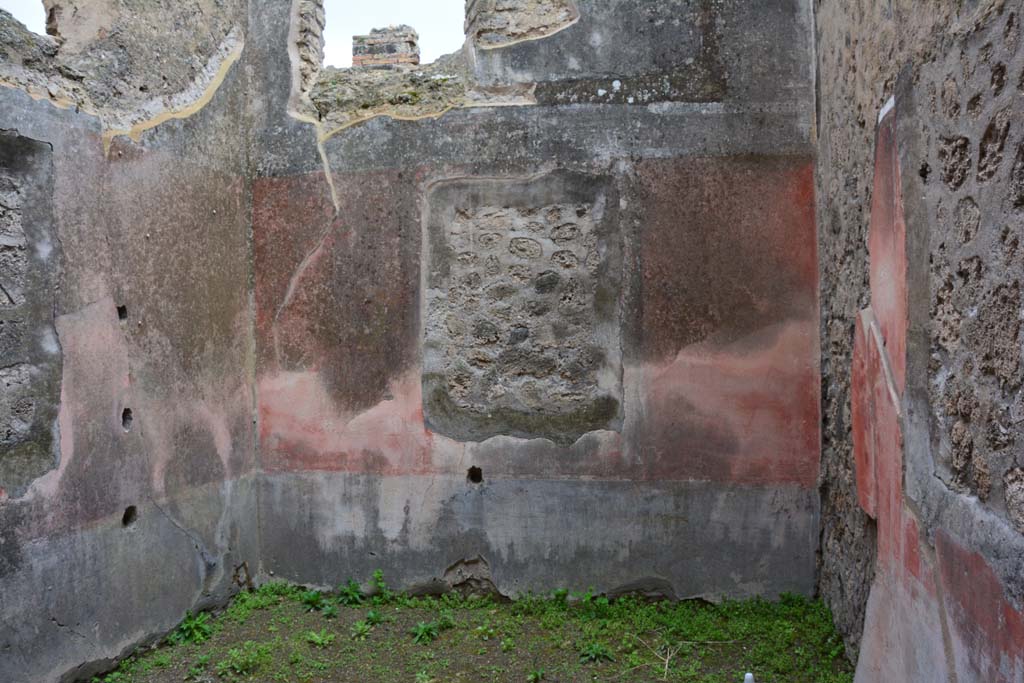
[285,0,340,214]
[272,0,342,364]
[314,134,341,212]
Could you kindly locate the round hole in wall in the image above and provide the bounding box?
[121,408,133,432]
[122,506,138,527]
[467,466,483,484]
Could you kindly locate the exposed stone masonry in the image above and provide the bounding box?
[0,133,61,499]
[816,0,1024,661]
[0,4,242,132]
[922,6,1024,528]
[352,25,420,68]
[465,0,578,47]
[423,172,623,446]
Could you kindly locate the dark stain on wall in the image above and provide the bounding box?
[629,155,817,362]
[0,131,61,498]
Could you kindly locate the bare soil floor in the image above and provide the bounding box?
[90,578,854,683]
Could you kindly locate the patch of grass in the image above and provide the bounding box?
[184,654,211,681]
[92,579,853,683]
[215,640,273,677]
[223,582,300,624]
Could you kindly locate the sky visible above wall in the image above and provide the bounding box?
[0,0,466,68]
[1,0,44,34]
[323,0,465,67]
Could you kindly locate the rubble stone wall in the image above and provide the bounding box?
[816,0,1024,677]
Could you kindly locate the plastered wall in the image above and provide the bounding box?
[0,1,826,680]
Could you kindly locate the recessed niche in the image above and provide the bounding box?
[121,408,133,432]
[121,505,138,527]
[422,170,624,446]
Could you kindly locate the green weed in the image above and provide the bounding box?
[338,579,364,606]
[351,620,372,641]
[168,610,213,645]
[410,621,439,644]
[304,628,336,648]
[299,590,326,612]
[371,569,395,604]
[215,640,273,677]
[578,642,615,664]
[185,654,211,681]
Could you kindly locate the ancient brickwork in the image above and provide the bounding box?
[352,25,420,68]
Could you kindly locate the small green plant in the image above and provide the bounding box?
[351,620,372,641]
[437,609,456,631]
[527,668,546,682]
[185,654,212,681]
[300,590,325,612]
[216,640,273,677]
[578,642,615,664]
[91,666,132,683]
[320,604,339,619]
[338,579,364,606]
[256,581,301,598]
[366,609,386,626]
[371,569,395,604]
[224,589,280,624]
[475,623,497,641]
[304,628,336,648]
[415,672,434,683]
[501,637,516,652]
[137,652,171,672]
[411,621,440,644]
[169,610,213,645]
